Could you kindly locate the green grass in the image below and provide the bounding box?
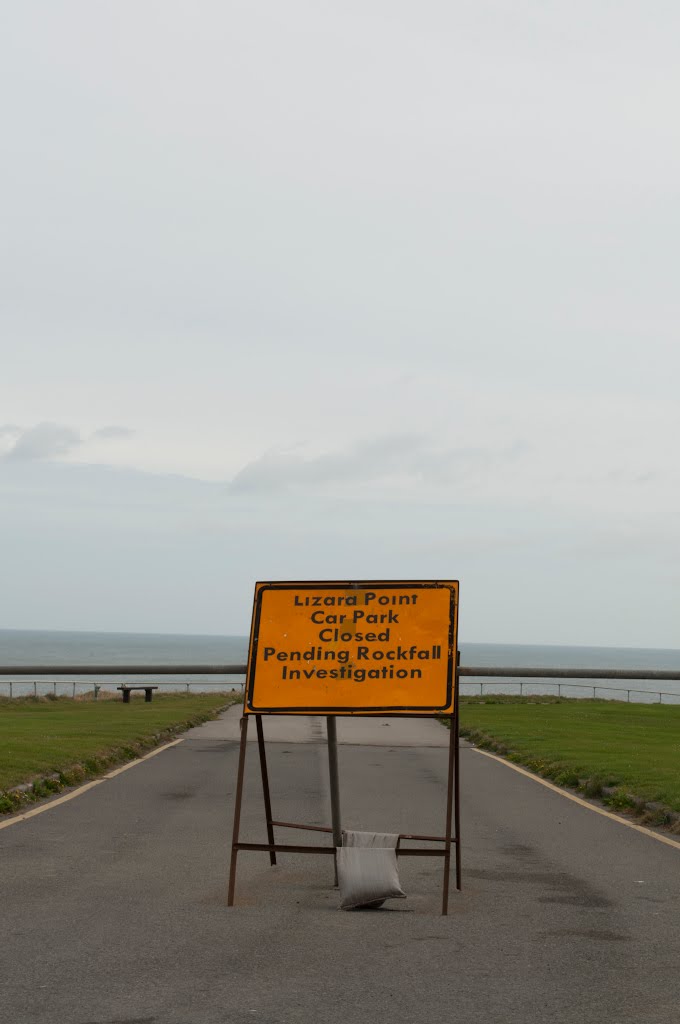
[459,697,680,817]
[0,692,241,809]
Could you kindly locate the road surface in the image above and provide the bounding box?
[2,707,680,1023]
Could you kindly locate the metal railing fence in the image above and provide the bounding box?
[459,680,680,704]
[0,664,247,699]
[457,665,680,704]
[0,664,679,703]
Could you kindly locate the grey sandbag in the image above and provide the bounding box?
[342,830,400,849]
[337,829,406,910]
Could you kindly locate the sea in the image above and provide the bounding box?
[1,630,680,704]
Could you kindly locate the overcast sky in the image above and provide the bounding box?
[1,2,679,646]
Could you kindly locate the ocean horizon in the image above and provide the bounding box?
[1,628,679,703]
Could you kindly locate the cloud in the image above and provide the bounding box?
[228,435,419,492]
[1,422,82,461]
[91,426,136,440]
[0,426,19,459]
[229,436,529,493]
[0,422,136,462]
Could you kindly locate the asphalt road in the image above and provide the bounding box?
[2,707,680,1024]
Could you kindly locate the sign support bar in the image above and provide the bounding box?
[442,657,460,913]
[255,714,276,865]
[326,715,342,885]
[227,710,461,914]
[227,714,249,907]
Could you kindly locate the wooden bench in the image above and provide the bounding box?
[117,685,159,703]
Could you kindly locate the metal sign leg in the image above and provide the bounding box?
[255,714,277,866]
[227,715,249,906]
[442,713,455,915]
[454,708,462,892]
[326,715,342,885]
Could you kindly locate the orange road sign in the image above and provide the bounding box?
[244,580,459,715]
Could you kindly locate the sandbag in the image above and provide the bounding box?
[337,830,406,910]
[342,830,400,849]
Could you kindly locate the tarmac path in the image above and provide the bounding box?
[2,706,680,1024]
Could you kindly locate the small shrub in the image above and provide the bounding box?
[581,777,605,798]
[553,770,580,788]
[603,789,637,811]
[59,765,86,786]
[0,792,21,814]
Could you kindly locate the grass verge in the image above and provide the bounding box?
[457,696,680,830]
[0,692,242,814]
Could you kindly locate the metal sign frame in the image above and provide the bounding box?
[228,580,461,915]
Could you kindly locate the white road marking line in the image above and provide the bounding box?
[0,738,185,831]
[474,747,680,852]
